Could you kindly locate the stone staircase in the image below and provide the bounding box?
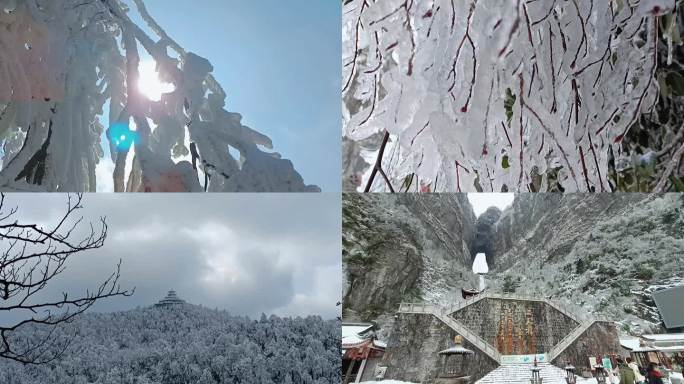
[475,362,590,384]
[399,297,606,365]
[397,303,501,363]
[547,320,597,362]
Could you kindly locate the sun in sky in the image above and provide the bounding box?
[137,60,175,101]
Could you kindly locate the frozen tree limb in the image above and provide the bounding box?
[363,130,395,192]
[343,0,678,192]
[655,140,684,191]
[0,0,318,192]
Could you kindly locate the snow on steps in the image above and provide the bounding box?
[475,362,590,384]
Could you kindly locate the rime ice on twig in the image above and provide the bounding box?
[0,0,319,192]
[343,0,677,192]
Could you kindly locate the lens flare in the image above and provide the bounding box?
[109,122,139,151]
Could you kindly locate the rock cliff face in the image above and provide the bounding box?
[491,194,645,271]
[343,193,684,334]
[490,194,684,334]
[342,194,477,326]
[471,207,502,267]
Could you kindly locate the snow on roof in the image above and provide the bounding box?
[154,290,186,307]
[342,324,373,338]
[659,346,684,352]
[342,334,366,348]
[342,323,388,350]
[631,346,684,353]
[620,338,641,351]
[642,334,684,341]
[439,345,475,355]
[342,324,374,349]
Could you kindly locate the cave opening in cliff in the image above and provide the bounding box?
[473,253,489,292]
[467,193,513,269]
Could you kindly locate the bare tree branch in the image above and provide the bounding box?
[0,193,133,365]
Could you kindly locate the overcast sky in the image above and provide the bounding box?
[467,193,515,216]
[0,194,341,324]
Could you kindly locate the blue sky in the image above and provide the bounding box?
[109,0,340,191]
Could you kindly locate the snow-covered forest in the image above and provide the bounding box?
[0,0,318,192]
[343,0,684,193]
[0,305,341,384]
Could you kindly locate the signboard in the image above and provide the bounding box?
[589,356,597,368]
[374,366,387,379]
[500,354,548,364]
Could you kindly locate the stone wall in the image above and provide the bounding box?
[359,357,382,382]
[551,321,621,373]
[381,313,499,383]
[451,298,579,354]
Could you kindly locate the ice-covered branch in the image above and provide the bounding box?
[343,0,678,192]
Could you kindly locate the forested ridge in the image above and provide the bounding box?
[0,305,340,383]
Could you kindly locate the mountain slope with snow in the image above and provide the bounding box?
[343,194,684,334]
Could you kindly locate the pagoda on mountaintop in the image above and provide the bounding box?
[154,290,186,307]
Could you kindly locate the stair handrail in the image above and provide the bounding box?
[547,320,595,361]
[445,291,491,315]
[434,307,501,363]
[446,292,588,325]
[399,300,609,365]
[398,302,501,363]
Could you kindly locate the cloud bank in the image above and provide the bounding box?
[0,194,341,322]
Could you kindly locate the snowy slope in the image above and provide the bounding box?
[343,194,683,335]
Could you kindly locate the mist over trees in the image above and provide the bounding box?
[0,305,341,384]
